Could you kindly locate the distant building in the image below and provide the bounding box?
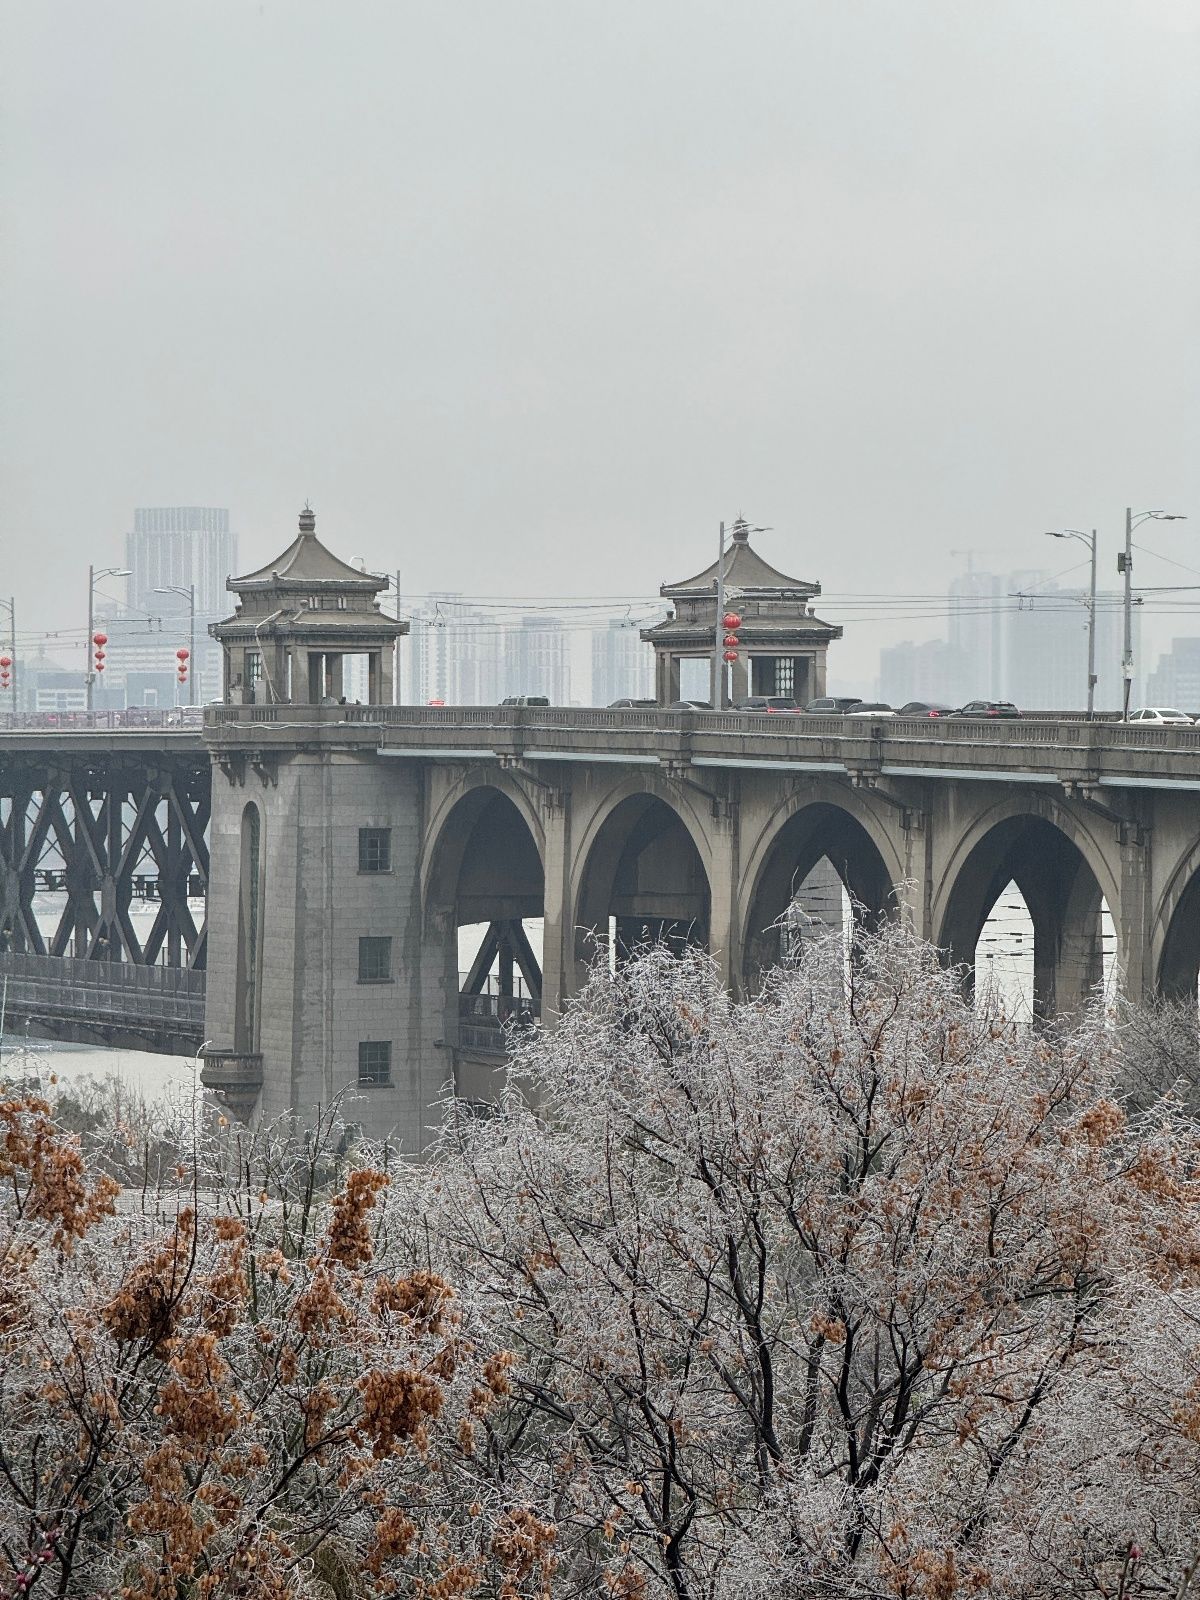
[591,617,656,704]
[401,595,504,705]
[503,616,571,704]
[1005,586,1133,711]
[1146,638,1200,712]
[878,638,961,705]
[126,507,238,701]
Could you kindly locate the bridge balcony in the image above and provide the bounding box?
[199,1051,264,1121]
[0,952,205,1053]
[457,991,540,1054]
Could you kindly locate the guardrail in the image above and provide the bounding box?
[0,953,206,1038]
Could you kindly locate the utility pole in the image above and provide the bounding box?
[1085,528,1097,720]
[394,569,402,705]
[711,522,726,709]
[86,562,95,711]
[1121,506,1134,721]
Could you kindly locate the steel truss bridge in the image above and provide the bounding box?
[0,730,209,1054]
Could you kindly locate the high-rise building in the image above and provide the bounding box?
[502,616,571,704]
[1146,638,1200,712]
[125,507,237,701]
[591,617,656,704]
[400,594,507,705]
[878,638,962,705]
[1004,587,1133,711]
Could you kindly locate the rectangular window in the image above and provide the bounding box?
[245,651,263,686]
[775,657,795,696]
[358,935,392,983]
[358,827,392,873]
[358,1040,392,1085]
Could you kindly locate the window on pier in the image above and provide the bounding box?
[358,828,392,873]
[358,935,392,983]
[358,1040,392,1085]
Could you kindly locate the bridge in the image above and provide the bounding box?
[3,703,1200,1139]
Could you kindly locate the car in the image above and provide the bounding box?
[733,695,801,713]
[1127,707,1195,726]
[844,701,896,718]
[500,695,550,707]
[897,700,958,718]
[667,699,713,711]
[951,700,1021,719]
[607,698,657,709]
[804,696,863,714]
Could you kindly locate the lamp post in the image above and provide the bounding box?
[1044,529,1097,718]
[0,596,14,709]
[1120,509,1187,719]
[86,566,131,710]
[154,584,197,707]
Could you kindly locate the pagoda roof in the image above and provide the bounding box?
[663,518,820,599]
[229,507,387,592]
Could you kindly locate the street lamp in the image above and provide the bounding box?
[0,595,15,710]
[86,566,131,711]
[1044,529,1098,719]
[1120,509,1187,719]
[154,583,197,707]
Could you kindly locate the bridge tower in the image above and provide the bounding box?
[212,505,405,707]
[642,518,842,706]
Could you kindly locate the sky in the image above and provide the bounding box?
[3,0,1198,690]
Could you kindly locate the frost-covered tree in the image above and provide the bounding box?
[414,925,1200,1599]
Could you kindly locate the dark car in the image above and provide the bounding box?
[667,699,713,711]
[897,701,959,718]
[733,695,801,713]
[804,696,864,714]
[607,698,657,709]
[951,700,1021,719]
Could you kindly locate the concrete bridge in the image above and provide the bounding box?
[2,705,1199,1136]
[193,703,1200,1141]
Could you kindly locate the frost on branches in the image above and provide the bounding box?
[6,926,1200,1600]
[416,924,1200,1600]
[0,1101,540,1600]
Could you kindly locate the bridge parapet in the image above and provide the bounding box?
[0,953,205,1054]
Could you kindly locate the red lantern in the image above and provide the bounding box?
[722,612,742,630]
[92,632,107,647]
[176,648,190,661]
[94,661,105,673]
[723,632,739,647]
[94,650,106,663]
[723,649,738,663]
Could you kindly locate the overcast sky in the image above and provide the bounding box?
[3,0,1197,686]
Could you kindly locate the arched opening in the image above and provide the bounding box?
[575,794,710,973]
[426,788,545,1067]
[1159,866,1200,1004]
[234,803,263,1052]
[939,815,1113,1021]
[742,803,896,991]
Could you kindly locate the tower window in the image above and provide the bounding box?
[358,828,392,873]
[358,1040,392,1085]
[358,936,392,983]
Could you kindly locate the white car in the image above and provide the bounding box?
[1127,707,1195,726]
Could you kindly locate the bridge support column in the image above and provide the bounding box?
[1116,823,1154,1000]
[706,809,739,994]
[539,791,574,1027]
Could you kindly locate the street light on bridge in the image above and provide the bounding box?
[1044,528,1098,720]
[86,566,131,711]
[155,583,197,708]
[1120,510,1187,719]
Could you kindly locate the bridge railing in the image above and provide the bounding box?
[204,703,1200,753]
[0,953,206,1036]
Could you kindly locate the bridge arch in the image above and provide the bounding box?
[934,797,1119,1019]
[570,775,713,977]
[423,775,547,1063]
[739,786,905,990]
[1154,842,1200,1002]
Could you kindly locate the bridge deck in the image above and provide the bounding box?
[0,953,205,1056]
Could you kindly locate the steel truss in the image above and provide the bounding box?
[0,754,210,970]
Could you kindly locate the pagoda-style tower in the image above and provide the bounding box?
[212,506,406,706]
[642,518,842,705]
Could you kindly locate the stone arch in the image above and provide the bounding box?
[739,788,905,990]
[571,776,713,980]
[424,779,547,1064]
[1155,843,1200,1002]
[934,798,1119,1019]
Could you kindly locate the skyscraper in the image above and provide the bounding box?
[503,617,571,704]
[591,617,656,704]
[127,507,237,700]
